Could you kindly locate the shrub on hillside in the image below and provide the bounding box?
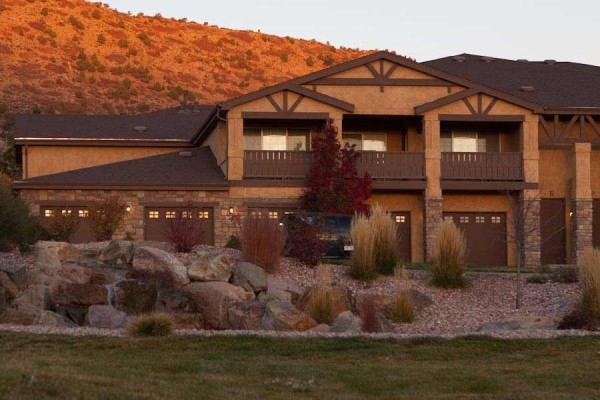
[284,215,327,267]
[46,209,79,242]
[88,197,126,241]
[240,212,286,273]
[0,186,42,252]
[167,209,205,253]
[370,204,399,275]
[430,220,468,288]
[68,15,84,30]
[127,313,174,337]
[349,213,376,281]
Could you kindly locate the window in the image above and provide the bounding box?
[475,216,485,224]
[342,132,387,151]
[243,128,310,151]
[166,211,177,219]
[395,215,406,223]
[148,211,159,219]
[182,211,193,219]
[61,209,72,216]
[459,216,469,224]
[444,216,454,222]
[441,130,500,153]
[44,209,54,218]
[268,211,279,220]
[199,211,210,219]
[491,216,502,224]
[78,210,89,218]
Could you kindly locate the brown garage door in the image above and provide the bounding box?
[144,207,214,245]
[40,206,96,244]
[594,200,600,249]
[392,212,411,263]
[443,212,507,266]
[540,199,566,265]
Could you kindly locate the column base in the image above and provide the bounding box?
[423,197,443,262]
[572,199,593,265]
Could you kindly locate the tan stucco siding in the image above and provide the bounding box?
[591,150,600,197]
[539,149,570,198]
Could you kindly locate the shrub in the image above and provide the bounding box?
[305,56,314,67]
[96,34,105,44]
[284,215,326,267]
[45,210,79,242]
[167,209,205,253]
[68,15,84,30]
[127,313,174,337]
[0,186,42,252]
[240,212,286,273]
[360,296,380,333]
[526,274,548,284]
[91,9,101,19]
[118,38,129,48]
[88,198,126,241]
[0,172,12,187]
[349,213,376,281]
[225,235,241,250]
[386,290,415,323]
[552,266,579,283]
[137,32,152,46]
[370,204,399,275]
[430,220,468,288]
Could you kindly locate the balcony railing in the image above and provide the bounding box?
[441,152,523,181]
[243,150,424,180]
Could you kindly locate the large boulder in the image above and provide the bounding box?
[298,282,353,322]
[477,316,557,332]
[99,240,135,266]
[158,289,192,312]
[0,263,31,290]
[114,281,157,314]
[170,312,204,330]
[132,246,189,288]
[34,241,70,273]
[261,300,317,332]
[230,262,267,293]
[330,311,362,333]
[53,283,107,306]
[0,305,40,325]
[0,271,18,300]
[265,276,304,305]
[228,300,266,330]
[12,285,51,310]
[187,251,232,282]
[185,282,254,329]
[66,247,101,268]
[85,305,131,329]
[35,310,77,328]
[58,264,93,285]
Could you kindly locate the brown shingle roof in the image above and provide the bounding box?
[14,146,227,189]
[424,54,600,109]
[15,106,217,143]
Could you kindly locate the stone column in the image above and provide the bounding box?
[571,142,593,264]
[521,116,541,267]
[423,115,443,261]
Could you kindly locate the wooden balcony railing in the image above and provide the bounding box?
[441,152,523,181]
[243,150,425,180]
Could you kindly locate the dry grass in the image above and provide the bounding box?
[580,248,600,316]
[370,204,400,275]
[430,220,469,288]
[240,212,287,274]
[308,265,336,324]
[349,213,377,281]
[360,296,380,333]
[126,313,174,337]
[386,290,415,323]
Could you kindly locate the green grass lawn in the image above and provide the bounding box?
[1,333,600,399]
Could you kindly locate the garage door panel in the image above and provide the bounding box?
[144,207,214,245]
[41,206,95,244]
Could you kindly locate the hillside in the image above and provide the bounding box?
[0,0,374,115]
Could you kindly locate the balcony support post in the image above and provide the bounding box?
[423,116,443,261]
[571,142,593,265]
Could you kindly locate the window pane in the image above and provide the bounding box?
[452,130,478,152]
[243,128,261,150]
[342,133,362,150]
[441,133,452,152]
[287,129,309,151]
[262,128,287,150]
[363,133,387,151]
[478,132,500,152]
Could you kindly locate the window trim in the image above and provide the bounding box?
[441,129,501,153]
[342,131,388,152]
[243,127,311,151]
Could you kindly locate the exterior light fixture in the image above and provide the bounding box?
[569,211,574,217]
[228,206,235,215]
[126,204,132,213]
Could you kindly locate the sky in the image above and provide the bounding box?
[102,0,600,65]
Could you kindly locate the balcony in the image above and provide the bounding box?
[441,152,523,181]
[243,150,425,188]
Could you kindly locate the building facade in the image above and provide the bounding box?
[13,52,600,266]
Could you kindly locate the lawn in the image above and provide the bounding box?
[1,333,600,399]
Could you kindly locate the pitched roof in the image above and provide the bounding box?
[15,106,217,144]
[424,54,600,110]
[13,146,227,190]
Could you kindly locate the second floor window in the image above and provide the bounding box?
[244,128,310,151]
[342,132,387,151]
[441,130,500,153]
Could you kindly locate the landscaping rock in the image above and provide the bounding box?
[85,305,131,329]
[132,246,190,288]
[55,305,88,326]
[228,300,266,330]
[34,241,69,272]
[13,285,50,310]
[0,271,18,300]
[186,251,232,282]
[89,270,117,285]
[261,300,317,332]
[330,311,362,333]
[266,276,304,305]
[99,240,134,265]
[308,324,331,333]
[185,282,254,329]
[0,305,39,325]
[158,289,192,312]
[406,289,434,311]
[132,241,173,253]
[53,283,107,306]
[298,282,353,321]
[58,264,93,284]
[170,312,204,330]
[477,316,557,332]
[374,315,395,333]
[0,285,6,314]
[115,281,158,314]
[35,310,77,328]
[67,247,101,267]
[0,263,31,290]
[231,262,267,293]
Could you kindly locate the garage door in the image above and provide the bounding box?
[144,207,214,245]
[443,212,507,266]
[540,199,566,265]
[392,212,411,263]
[40,206,96,244]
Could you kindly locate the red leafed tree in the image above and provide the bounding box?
[301,120,372,214]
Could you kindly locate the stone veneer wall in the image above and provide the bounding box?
[522,197,541,267]
[423,197,443,262]
[19,189,300,248]
[571,199,593,265]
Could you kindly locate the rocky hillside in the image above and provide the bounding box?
[0,0,374,114]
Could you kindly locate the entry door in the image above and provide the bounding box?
[540,199,566,265]
[443,212,507,266]
[392,212,411,263]
[144,207,214,245]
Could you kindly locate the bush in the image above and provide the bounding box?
[240,212,286,274]
[284,216,326,267]
[45,210,79,242]
[552,266,579,283]
[308,290,334,324]
[360,296,380,333]
[127,313,174,337]
[386,290,415,323]
[0,186,42,252]
[167,209,205,253]
[0,172,12,187]
[430,220,468,288]
[88,198,126,241]
[225,235,241,250]
[97,34,105,44]
[370,204,399,275]
[349,213,376,281]
[137,32,152,46]
[68,15,84,30]
[526,274,548,284]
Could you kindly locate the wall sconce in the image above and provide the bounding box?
[228,206,235,215]
[569,211,574,217]
[126,204,132,213]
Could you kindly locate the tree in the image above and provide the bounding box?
[300,120,372,214]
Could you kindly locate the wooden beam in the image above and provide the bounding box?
[562,115,579,138]
[580,115,586,139]
[462,98,477,115]
[477,94,483,114]
[539,115,552,139]
[384,64,398,78]
[438,114,526,122]
[483,98,497,115]
[366,63,380,78]
[266,95,282,112]
[554,115,560,139]
[308,78,452,86]
[288,95,305,113]
[241,111,329,120]
[586,115,600,136]
[282,91,288,112]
